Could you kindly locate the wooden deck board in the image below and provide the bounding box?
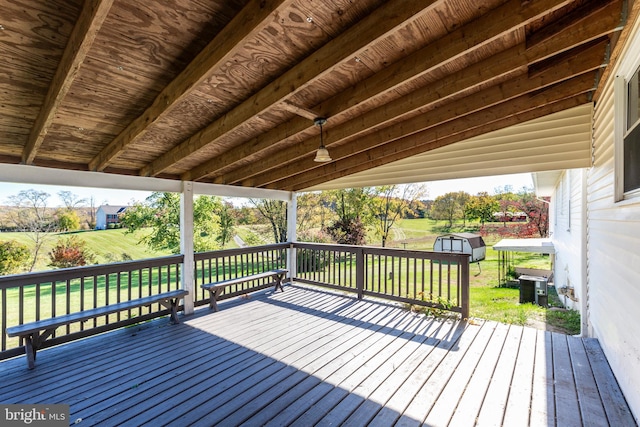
[553,332,583,427]
[583,338,638,426]
[475,325,524,426]
[1,284,635,427]
[447,323,513,427]
[503,326,537,425]
[567,336,609,426]
[530,330,556,426]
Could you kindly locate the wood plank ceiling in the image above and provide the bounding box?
[0,0,628,192]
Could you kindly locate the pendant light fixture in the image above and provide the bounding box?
[313,117,332,162]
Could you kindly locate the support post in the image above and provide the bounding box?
[286,192,297,283]
[461,257,470,320]
[180,181,195,315]
[356,248,364,300]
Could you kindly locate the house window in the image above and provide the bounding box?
[624,65,640,193]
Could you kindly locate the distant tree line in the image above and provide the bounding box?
[0,183,548,275]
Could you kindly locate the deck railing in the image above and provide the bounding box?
[294,243,469,318]
[193,243,288,307]
[0,242,468,360]
[0,255,183,359]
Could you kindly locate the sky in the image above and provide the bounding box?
[0,173,534,207]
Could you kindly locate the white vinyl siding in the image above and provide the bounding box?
[550,170,586,315]
[588,13,640,420]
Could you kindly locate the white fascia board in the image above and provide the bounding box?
[192,182,292,201]
[0,163,293,201]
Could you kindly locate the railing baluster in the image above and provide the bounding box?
[66,278,71,335]
[1,244,467,361]
[2,288,7,351]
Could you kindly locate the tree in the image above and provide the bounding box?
[455,191,471,226]
[87,195,97,229]
[48,236,96,268]
[493,185,519,225]
[516,191,550,237]
[465,192,499,225]
[371,184,427,247]
[6,189,58,271]
[56,209,81,231]
[430,192,465,227]
[297,192,332,232]
[0,240,30,275]
[325,188,372,245]
[120,192,223,253]
[57,191,87,209]
[251,199,288,243]
[216,202,235,248]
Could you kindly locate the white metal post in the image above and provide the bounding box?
[286,192,297,283]
[180,181,195,315]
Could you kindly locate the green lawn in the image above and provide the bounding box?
[0,229,170,271]
[371,218,579,334]
[1,218,580,335]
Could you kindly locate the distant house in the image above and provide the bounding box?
[95,205,128,230]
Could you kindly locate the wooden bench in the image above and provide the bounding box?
[201,269,288,312]
[6,289,188,369]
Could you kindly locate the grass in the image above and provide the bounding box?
[0,229,170,271]
[1,218,581,335]
[378,218,581,335]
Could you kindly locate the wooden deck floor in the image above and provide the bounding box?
[0,284,636,426]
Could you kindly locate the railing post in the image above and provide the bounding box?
[356,248,364,300]
[461,257,470,320]
[288,243,297,283]
[286,193,297,283]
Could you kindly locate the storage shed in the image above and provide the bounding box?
[433,233,486,263]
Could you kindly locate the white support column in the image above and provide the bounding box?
[180,181,195,315]
[286,192,297,283]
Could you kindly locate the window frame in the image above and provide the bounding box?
[615,27,640,203]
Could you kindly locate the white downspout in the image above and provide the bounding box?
[580,169,590,336]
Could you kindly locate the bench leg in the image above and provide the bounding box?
[168,298,180,324]
[24,335,36,370]
[159,298,182,324]
[274,273,285,292]
[209,289,222,312]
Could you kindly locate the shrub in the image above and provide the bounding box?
[48,236,96,268]
[0,240,31,275]
[326,218,367,245]
[56,210,81,231]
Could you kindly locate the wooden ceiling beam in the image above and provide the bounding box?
[22,0,114,165]
[252,67,600,189]
[185,0,577,183]
[280,101,321,121]
[219,14,615,186]
[88,0,295,172]
[141,0,441,178]
[279,83,595,191]
[526,0,620,49]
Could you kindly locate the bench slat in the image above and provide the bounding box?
[201,269,287,312]
[201,269,288,290]
[6,289,188,337]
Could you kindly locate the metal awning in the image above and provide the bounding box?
[493,238,555,286]
[493,238,555,254]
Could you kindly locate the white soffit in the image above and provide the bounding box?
[532,170,563,197]
[306,103,593,191]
